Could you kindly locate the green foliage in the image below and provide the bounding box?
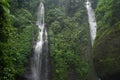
[93,29,120,79]
[95,0,120,36]
[0,0,35,80]
[46,1,90,79]
[67,0,85,15]
[9,26,33,75]
[0,0,11,42]
[0,0,15,80]
[93,0,120,79]
[10,8,33,31]
[95,0,112,34]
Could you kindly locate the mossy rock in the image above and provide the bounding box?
[93,29,120,80]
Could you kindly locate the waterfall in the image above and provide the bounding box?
[86,0,97,46]
[31,2,49,80]
[85,0,99,80]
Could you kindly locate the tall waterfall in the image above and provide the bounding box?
[31,2,49,80]
[85,0,99,80]
[86,0,97,46]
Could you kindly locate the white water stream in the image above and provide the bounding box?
[31,2,49,80]
[86,0,97,46]
[85,0,100,80]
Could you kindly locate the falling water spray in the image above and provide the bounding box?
[86,0,97,46]
[85,0,100,80]
[31,2,49,80]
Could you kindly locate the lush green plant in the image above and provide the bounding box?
[0,0,35,79]
[93,0,120,79]
[46,1,90,79]
[0,0,15,80]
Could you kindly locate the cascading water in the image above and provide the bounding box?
[86,0,97,46]
[31,2,49,80]
[85,0,100,80]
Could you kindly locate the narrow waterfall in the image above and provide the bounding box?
[86,0,97,46]
[85,0,99,80]
[31,2,49,80]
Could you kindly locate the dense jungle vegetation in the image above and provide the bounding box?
[93,0,120,80]
[0,0,120,80]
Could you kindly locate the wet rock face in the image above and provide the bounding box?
[93,30,120,80]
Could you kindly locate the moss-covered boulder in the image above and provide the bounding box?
[93,28,120,80]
